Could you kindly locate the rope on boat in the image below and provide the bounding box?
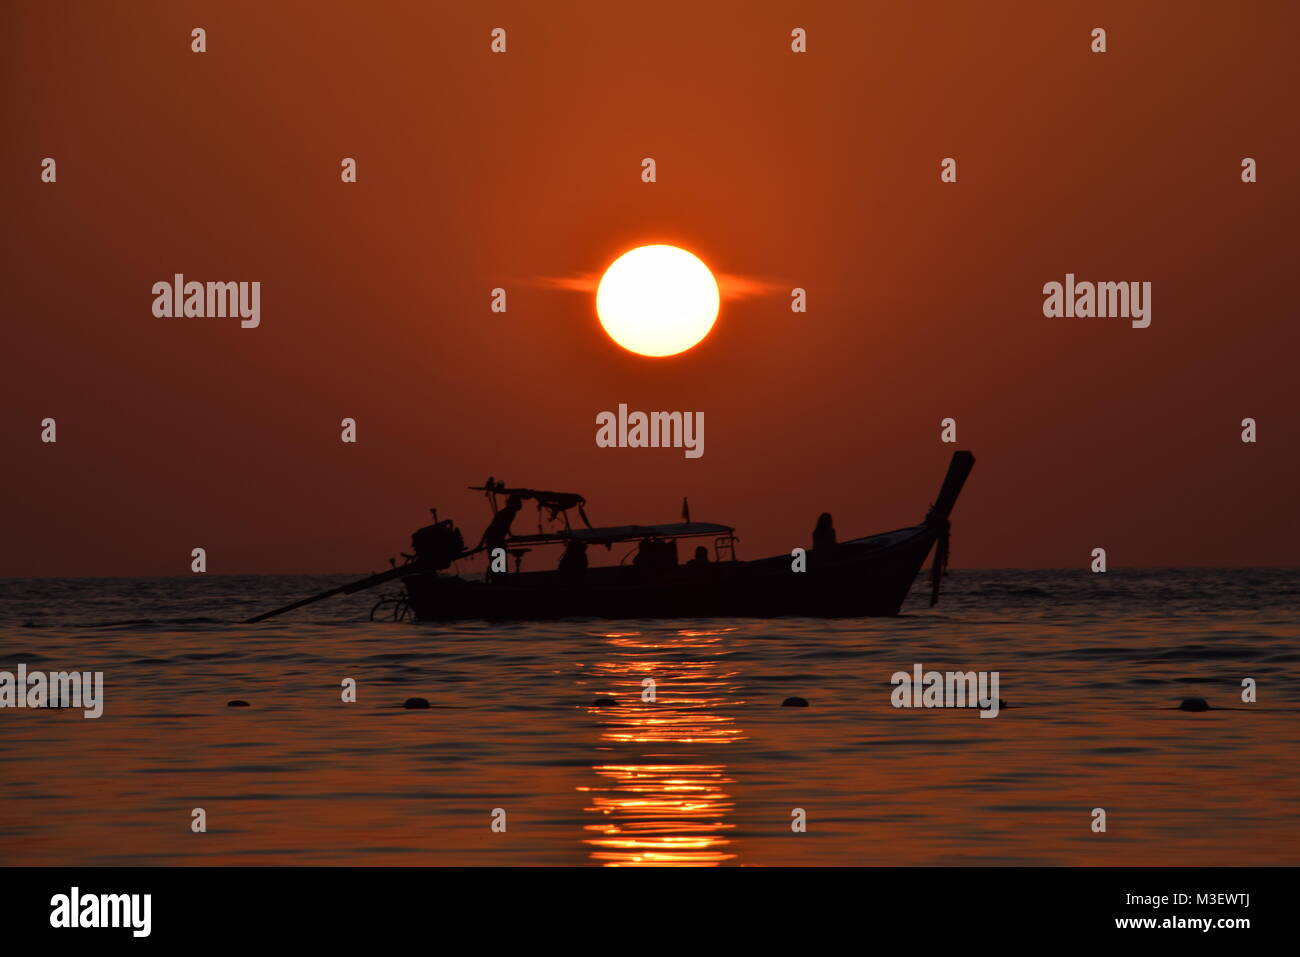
[929,515,951,607]
[369,596,411,622]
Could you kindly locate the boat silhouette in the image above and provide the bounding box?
[247,451,974,623]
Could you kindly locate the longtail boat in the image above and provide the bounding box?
[246,451,974,623]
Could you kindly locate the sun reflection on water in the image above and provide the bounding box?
[578,628,744,866]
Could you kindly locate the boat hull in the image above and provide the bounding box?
[402,525,938,621]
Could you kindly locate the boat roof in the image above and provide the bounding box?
[508,521,734,546]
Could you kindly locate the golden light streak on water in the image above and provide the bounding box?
[579,628,744,865]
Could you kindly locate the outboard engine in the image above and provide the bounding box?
[411,519,465,570]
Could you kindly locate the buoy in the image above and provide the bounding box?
[1177,697,1210,712]
[591,697,618,707]
[782,696,810,707]
[403,697,430,709]
[227,700,250,708]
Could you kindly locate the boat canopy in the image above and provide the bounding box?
[508,521,734,546]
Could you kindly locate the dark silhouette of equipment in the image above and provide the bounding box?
[243,515,470,623]
[411,519,465,570]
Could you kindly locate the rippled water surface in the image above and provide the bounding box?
[1,569,1297,865]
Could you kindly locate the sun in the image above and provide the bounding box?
[596,244,720,357]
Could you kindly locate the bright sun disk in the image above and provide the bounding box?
[596,245,720,357]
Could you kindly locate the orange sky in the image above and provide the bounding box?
[3,0,1297,576]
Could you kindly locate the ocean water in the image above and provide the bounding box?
[1,569,1297,866]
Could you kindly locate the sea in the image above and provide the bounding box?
[1,569,1297,866]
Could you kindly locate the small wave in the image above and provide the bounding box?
[83,617,229,629]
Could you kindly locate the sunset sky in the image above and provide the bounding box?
[3,0,1297,577]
